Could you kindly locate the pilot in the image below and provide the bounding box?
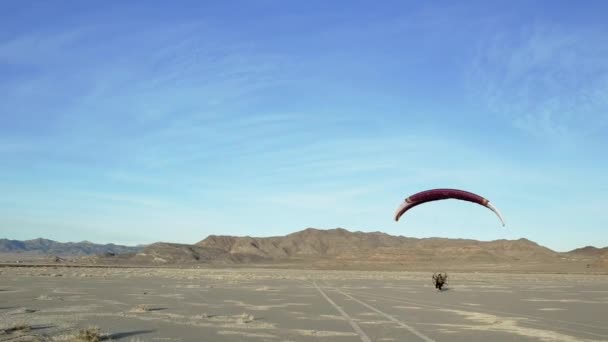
[433,273,447,290]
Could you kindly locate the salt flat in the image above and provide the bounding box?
[1,267,607,341]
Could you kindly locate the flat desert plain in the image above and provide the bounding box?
[1,267,607,341]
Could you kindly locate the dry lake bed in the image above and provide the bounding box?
[1,267,607,341]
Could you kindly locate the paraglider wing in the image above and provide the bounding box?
[394,188,505,226]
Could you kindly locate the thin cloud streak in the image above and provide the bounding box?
[468,24,608,140]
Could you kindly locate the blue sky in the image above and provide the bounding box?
[1,1,607,251]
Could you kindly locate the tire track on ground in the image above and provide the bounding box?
[322,283,435,342]
[313,281,372,342]
[342,288,608,340]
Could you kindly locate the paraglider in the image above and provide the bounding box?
[394,188,505,226]
[394,189,505,293]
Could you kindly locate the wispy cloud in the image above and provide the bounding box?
[0,20,304,171]
[468,24,608,140]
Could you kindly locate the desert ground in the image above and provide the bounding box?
[1,267,607,342]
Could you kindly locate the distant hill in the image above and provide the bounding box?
[592,252,608,268]
[197,228,560,264]
[0,238,142,257]
[564,246,608,269]
[128,242,240,264]
[198,228,412,260]
[566,246,608,257]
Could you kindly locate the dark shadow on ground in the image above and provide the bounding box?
[1,324,55,334]
[31,324,56,331]
[106,329,155,340]
[9,308,38,314]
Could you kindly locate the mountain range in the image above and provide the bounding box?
[2,228,606,271]
[0,238,142,256]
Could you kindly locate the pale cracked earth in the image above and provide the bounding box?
[1,267,607,341]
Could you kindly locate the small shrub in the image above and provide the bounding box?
[196,312,209,319]
[75,326,102,342]
[237,312,254,324]
[130,304,150,313]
